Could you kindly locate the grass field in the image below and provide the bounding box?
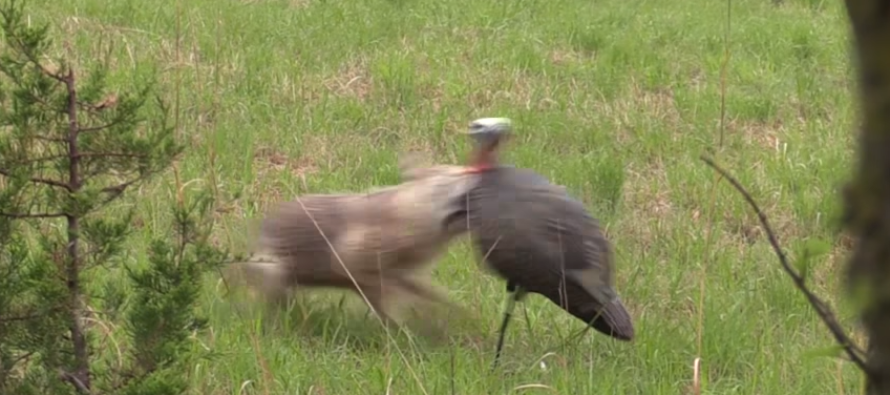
[24,0,864,393]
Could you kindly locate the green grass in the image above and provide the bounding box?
[24,0,864,392]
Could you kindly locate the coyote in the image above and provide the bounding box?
[238,155,477,325]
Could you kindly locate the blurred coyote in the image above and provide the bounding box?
[238,154,477,325]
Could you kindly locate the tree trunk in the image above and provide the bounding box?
[63,68,90,392]
[842,0,890,393]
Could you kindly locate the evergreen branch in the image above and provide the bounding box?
[0,26,67,83]
[14,88,58,110]
[700,155,875,378]
[25,54,65,83]
[4,28,67,83]
[0,167,71,190]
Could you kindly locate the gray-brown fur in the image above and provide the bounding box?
[239,161,477,325]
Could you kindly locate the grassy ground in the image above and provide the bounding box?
[26,0,863,393]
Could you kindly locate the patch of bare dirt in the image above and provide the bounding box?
[240,0,312,7]
[465,75,537,111]
[731,118,787,153]
[323,57,373,100]
[624,159,674,219]
[618,159,675,251]
[549,48,588,65]
[588,82,682,145]
[631,84,681,126]
[253,145,318,179]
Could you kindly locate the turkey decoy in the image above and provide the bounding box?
[461,117,634,367]
[240,158,480,326]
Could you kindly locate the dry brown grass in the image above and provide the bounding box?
[322,57,373,101]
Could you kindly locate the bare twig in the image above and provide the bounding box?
[700,155,875,378]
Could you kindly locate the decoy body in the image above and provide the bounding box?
[461,117,634,367]
[241,158,480,325]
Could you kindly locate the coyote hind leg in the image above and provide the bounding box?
[394,275,468,315]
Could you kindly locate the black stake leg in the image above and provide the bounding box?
[492,305,513,369]
[491,283,522,370]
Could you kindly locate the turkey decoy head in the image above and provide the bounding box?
[466,117,512,172]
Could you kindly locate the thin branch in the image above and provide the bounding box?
[99,177,143,202]
[700,155,875,378]
[0,306,65,322]
[0,351,36,384]
[0,167,71,190]
[30,134,68,143]
[9,351,35,368]
[77,118,127,133]
[4,152,148,166]
[79,152,147,159]
[0,211,66,219]
[0,313,44,323]
[59,369,91,395]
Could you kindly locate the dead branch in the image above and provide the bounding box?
[700,154,875,379]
